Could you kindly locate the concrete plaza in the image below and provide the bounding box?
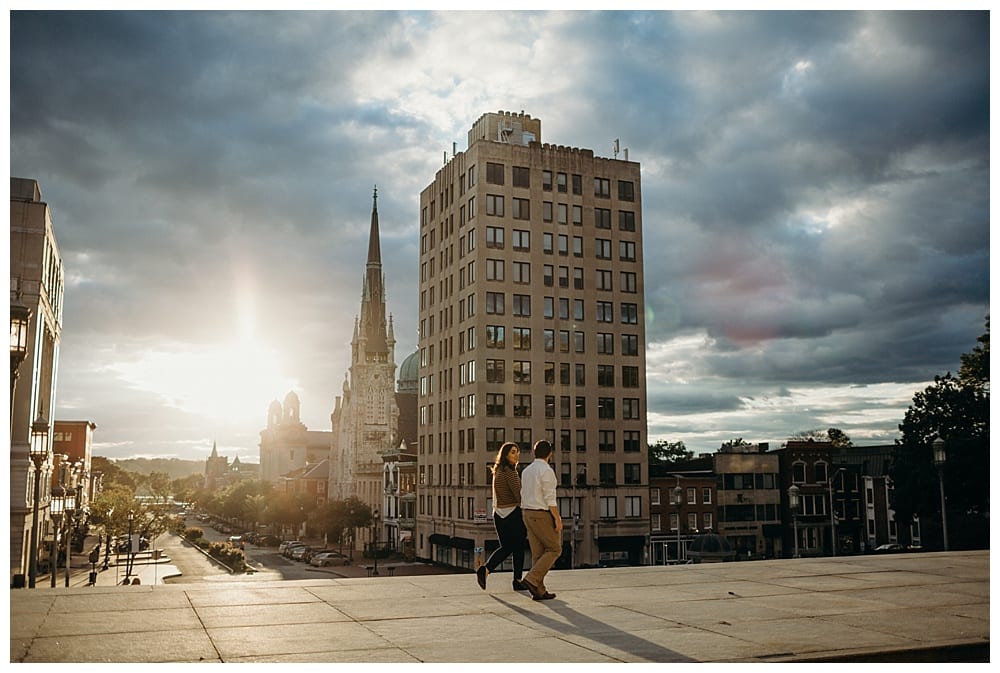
[10,550,989,663]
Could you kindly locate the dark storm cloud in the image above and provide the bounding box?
[10,10,988,458]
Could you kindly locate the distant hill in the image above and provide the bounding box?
[111,458,206,480]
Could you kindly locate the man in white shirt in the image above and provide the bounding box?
[519,439,562,600]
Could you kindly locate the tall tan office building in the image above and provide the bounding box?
[417,112,649,569]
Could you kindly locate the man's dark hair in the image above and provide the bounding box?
[533,439,553,460]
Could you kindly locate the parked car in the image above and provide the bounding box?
[303,548,338,563]
[310,552,346,567]
[282,543,307,558]
[290,546,311,560]
[278,540,301,553]
[258,535,281,547]
[874,543,905,553]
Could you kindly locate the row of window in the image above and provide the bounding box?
[477,195,638,231]
[652,512,715,532]
[420,394,643,423]
[416,461,643,489]
[418,493,644,520]
[482,162,635,202]
[479,226,637,262]
[651,486,714,506]
[417,427,644,454]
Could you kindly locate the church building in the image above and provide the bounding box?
[328,188,400,525]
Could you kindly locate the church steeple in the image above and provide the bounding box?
[358,185,389,360]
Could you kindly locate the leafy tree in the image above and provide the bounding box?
[648,440,694,465]
[787,428,853,447]
[263,490,316,538]
[721,438,750,448]
[91,456,136,491]
[891,320,989,549]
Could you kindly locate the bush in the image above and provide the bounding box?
[184,527,204,541]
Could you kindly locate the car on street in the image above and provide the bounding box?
[310,552,347,567]
[290,546,312,560]
[874,543,905,553]
[278,540,302,554]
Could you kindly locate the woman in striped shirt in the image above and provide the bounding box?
[476,442,529,592]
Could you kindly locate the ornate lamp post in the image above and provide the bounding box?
[933,437,949,551]
[48,485,66,588]
[63,487,77,587]
[125,510,136,581]
[828,468,846,557]
[10,302,32,433]
[26,415,49,588]
[673,484,683,563]
[371,508,380,577]
[788,484,801,558]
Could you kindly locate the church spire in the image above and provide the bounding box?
[359,185,388,359]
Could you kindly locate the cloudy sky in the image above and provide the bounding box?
[10,10,990,463]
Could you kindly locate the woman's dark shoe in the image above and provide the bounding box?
[532,592,557,601]
[513,578,529,591]
[476,565,488,590]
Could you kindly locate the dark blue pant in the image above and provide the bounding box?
[484,508,526,579]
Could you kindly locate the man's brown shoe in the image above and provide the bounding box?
[521,578,543,598]
[532,592,556,601]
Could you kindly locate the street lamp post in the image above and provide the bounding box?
[933,437,949,551]
[63,487,77,587]
[828,468,846,557]
[10,302,32,435]
[371,508,380,577]
[673,484,683,564]
[788,484,801,558]
[49,485,66,588]
[26,415,49,588]
[125,510,135,581]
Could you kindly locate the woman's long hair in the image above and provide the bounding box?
[492,442,520,474]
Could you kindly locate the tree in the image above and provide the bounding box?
[648,440,694,465]
[891,319,989,549]
[720,438,750,448]
[787,428,853,447]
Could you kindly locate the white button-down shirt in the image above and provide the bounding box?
[520,458,557,510]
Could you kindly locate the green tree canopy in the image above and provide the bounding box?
[891,319,989,548]
[648,440,694,465]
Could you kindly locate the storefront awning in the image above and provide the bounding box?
[428,533,449,545]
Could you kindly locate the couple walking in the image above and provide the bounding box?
[476,439,561,601]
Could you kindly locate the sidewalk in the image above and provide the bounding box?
[10,550,989,663]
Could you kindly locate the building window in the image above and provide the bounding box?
[560,396,570,418]
[545,395,555,418]
[513,394,531,418]
[544,361,555,385]
[618,180,634,201]
[543,264,554,286]
[597,301,614,323]
[486,358,505,383]
[702,488,712,504]
[512,294,530,316]
[651,487,661,506]
[620,240,636,262]
[486,393,505,416]
[597,333,614,355]
[622,366,639,388]
[599,430,615,452]
[600,496,617,518]
[792,461,806,483]
[560,330,570,353]
[703,513,713,530]
[513,198,530,220]
[574,331,585,353]
[543,201,553,222]
[622,334,639,356]
[512,229,530,251]
[622,398,640,420]
[486,427,504,453]
[557,172,567,192]
[625,496,641,518]
[595,208,612,229]
[597,269,613,291]
[512,327,531,350]
[652,513,661,531]
[486,292,504,315]
[542,170,553,191]
[486,162,504,185]
[596,238,612,259]
[599,463,616,486]
[486,258,504,281]
[512,165,530,188]
[486,194,504,217]
[619,210,636,232]
[486,325,505,349]
[598,364,614,387]
[623,430,641,452]
[575,396,586,418]
[572,174,582,195]
[543,232,553,255]
[573,267,584,289]
[558,234,568,256]
[621,271,637,293]
[573,235,583,257]
[594,177,610,198]
[598,397,615,419]
[512,262,530,284]
[572,204,583,226]
[558,297,569,320]
[486,226,504,249]
[620,303,638,324]
[558,203,568,225]
[543,329,555,352]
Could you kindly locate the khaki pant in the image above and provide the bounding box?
[522,509,561,593]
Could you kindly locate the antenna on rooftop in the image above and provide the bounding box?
[613,138,620,159]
